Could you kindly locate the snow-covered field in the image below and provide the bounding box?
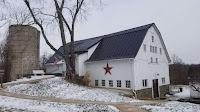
[6,77,137,102]
[4,75,54,85]
[141,101,200,112]
[0,95,119,112]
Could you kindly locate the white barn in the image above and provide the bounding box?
[46,23,171,99]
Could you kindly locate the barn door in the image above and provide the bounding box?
[153,79,159,98]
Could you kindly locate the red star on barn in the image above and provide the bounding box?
[104,63,112,75]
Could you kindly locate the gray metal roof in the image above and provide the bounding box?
[47,23,171,63]
[88,23,153,61]
[47,36,103,63]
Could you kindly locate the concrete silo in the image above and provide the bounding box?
[7,25,40,81]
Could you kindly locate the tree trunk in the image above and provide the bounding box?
[70,33,75,75]
[54,0,73,78]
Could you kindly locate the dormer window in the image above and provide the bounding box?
[152,36,154,42]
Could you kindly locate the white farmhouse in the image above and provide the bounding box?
[46,23,171,99]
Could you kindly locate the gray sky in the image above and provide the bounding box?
[1,0,200,64]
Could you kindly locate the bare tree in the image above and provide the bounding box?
[188,66,200,93]
[171,54,184,64]
[0,39,6,66]
[0,1,34,28]
[39,53,49,72]
[0,37,10,82]
[23,0,102,81]
[0,0,102,82]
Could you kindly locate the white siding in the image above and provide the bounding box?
[45,62,65,74]
[77,42,100,76]
[77,53,88,76]
[86,59,134,90]
[134,26,170,90]
[75,55,79,74]
[88,43,99,58]
[45,42,100,76]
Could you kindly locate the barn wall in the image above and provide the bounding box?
[86,59,134,90]
[134,26,170,92]
[77,43,100,76]
[45,43,99,76]
[45,62,65,74]
[77,53,88,76]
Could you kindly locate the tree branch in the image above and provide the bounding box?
[39,11,57,18]
[71,0,84,34]
[190,84,200,93]
[60,0,65,10]
[24,0,64,58]
[54,0,73,74]
[61,12,72,35]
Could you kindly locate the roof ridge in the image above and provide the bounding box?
[70,23,154,43]
[100,23,154,38]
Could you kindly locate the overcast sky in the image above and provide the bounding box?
[1,0,200,64]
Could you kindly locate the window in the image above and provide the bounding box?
[143,44,146,52]
[95,80,98,86]
[152,36,154,42]
[150,46,153,52]
[155,47,157,53]
[160,48,162,54]
[117,80,121,87]
[150,46,159,53]
[142,79,148,87]
[102,80,105,86]
[153,46,154,52]
[151,57,153,63]
[156,58,158,63]
[126,80,131,88]
[162,77,165,84]
[109,80,113,87]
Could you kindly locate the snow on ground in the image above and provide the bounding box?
[141,101,200,112]
[0,95,119,112]
[6,77,138,102]
[4,75,54,85]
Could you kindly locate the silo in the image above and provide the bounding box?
[7,25,40,81]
